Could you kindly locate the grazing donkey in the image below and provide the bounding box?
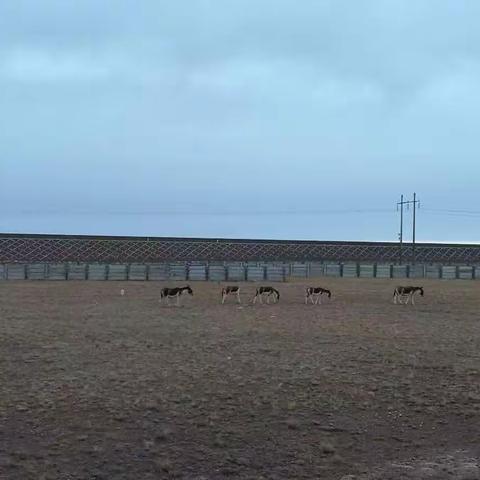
[160,285,193,306]
[221,286,241,304]
[305,287,332,305]
[253,286,280,304]
[393,286,424,305]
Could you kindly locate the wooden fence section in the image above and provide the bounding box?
[1,262,479,281]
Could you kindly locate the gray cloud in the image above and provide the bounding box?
[1,1,479,240]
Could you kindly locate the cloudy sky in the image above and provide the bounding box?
[1,1,479,242]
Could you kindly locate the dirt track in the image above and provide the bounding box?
[1,278,479,479]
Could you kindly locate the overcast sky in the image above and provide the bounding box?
[1,1,479,242]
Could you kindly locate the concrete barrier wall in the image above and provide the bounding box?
[426,265,441,279]
[458,266,473,280]
[359,264,375,278]
[188,265,207,281]
[342,264,358,278]
[266,265,285,282]
[1,262,479,282]
[227,265,245,281]
[6,264,26,280]
[208,265,226,281]
[325,264,341,277]
[291,263,308,277]
[27,263,46,280]
[47,264,67,280]
[309,263,325,277]
[247,266,265,282]
[475,266,480,280]
[88,264,107,280]
[68,264,87,280]
[392,265,408,278]
[376,264,391,278]
[108,264,128,281]
[409,265,425,278]
[169,264,187,281]
[441,266,457,280]
[147,264,168,281]
[128,264,147,281]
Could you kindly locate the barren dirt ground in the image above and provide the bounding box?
[1,278,480,480]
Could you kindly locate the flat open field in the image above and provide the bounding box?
[1,278,480,479]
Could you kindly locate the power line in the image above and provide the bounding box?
[421,209,480,217]
[397,195,405,264]
[6,206,480,217]
[412,193,419,264]
[423,208,480,214]
[11,208,395,216]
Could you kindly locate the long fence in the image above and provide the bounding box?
[2,234,480,264]
[1,262,479,281]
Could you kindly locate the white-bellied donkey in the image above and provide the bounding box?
[221,286,241,304]
[160,285,193,306]
[305,287,332,305]
[393,286,424,305]
[253,286,280,304]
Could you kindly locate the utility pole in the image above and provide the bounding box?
[397,194,405,264]
[412,192,420,264]
[396,193,420,264]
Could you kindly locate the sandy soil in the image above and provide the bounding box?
[1,278,479,479]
